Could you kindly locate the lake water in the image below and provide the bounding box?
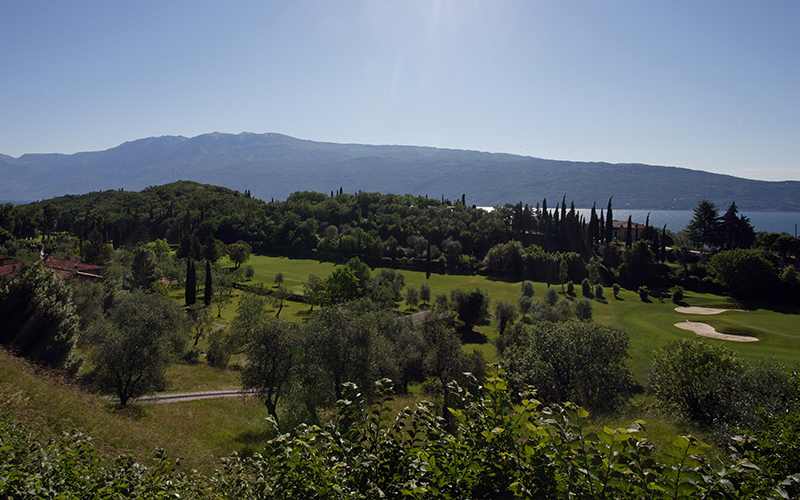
[574,209,800,236]
[477,207,800,236]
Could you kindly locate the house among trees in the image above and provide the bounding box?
[0,254,104,282]
[611,220,647,242]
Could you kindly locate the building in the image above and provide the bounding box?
[0,254,104,282]
[611,220,648,242]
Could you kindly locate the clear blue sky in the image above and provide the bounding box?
[2,1,798,181]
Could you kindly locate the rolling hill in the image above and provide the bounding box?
[2,132,798,211]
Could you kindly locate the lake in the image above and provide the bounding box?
[574,209,799,236]
[477,207,800,236]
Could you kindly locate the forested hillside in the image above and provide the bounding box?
[3,132,799,211]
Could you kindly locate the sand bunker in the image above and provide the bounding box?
[674,321,759,342]
[674,306,741,315]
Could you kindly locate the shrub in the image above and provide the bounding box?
[638,285,649,301]
[566,281,574,295]
[612,283,620,298]
[503,320,633,413]
[649,339,798,437]
[544,286,558,306]
[206,331,233,369]
[581,278,591,297]
[594,284,604,299]
[671,285,685,303]
[574,299,593,320]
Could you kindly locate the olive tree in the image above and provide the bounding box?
[241,318,302,425]
[503,320,635,414]
[93,292,188,406]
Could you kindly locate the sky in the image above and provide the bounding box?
[2,0,799,181]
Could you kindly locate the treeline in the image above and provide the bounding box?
[0,182,637,271]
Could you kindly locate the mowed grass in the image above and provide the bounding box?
[208,255,800,384]
[168,254,800,387]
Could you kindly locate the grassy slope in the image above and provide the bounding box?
[223,254,800,383]
[5,254,794,471]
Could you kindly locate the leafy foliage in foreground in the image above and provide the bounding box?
[3,372,799,499]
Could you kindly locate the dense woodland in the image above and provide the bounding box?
[2,181,800,498]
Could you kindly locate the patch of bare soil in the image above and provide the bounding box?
[674,321,759,342]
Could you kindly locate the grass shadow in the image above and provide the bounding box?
[110,403,149,421]
[457,325,489,344]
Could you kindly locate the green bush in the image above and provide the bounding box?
[649,339,798,437]
[638,285,649,301]
[581,278,591,297]
[670,285,685,303]
[2,371,797,498]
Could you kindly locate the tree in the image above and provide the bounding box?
[274,272,284,286]
[518,296,533,322]
[128,242,159,291]
[405,286,420,310]
[93,292,188,406]
[204,259,213,307]
[544,286,558,306]
[503,320,634,414]
[648,339,797,431]
[520,280,535,299]
[450,288,491,330]
[241,318,302,426]
[227,240,252,269]
[419,282,431,306]
[185,259,196,305]
[420,314,467,416]
[367,268,405,308]
[618,240,657,289]
[558,259,568,292]
[687,199,721,251]
[324,267,363,305]
[272,285,289,318]
[188,303,213,346]
[494,300,518,337]
[303,274,326,312]
[305,306,374,401]
[719,202,755,251]
[0,263,80,370]
[202,235,226,263]
[581,278,591,297]
[706,249,778,300]
[211,271,234,317]
[625,216,632,248]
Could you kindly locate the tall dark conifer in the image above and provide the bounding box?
[626,216,633,248]
[185,259,196,305]
[606,197,614,243]
[204,259,213,307]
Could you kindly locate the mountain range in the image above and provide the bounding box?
[2,132,798,211]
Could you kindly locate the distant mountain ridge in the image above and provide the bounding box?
[2,132,799,211]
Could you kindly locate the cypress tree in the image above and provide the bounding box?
[204,259,213,307]
[426,240,431,279]
[185,259,196,305]
[661,224,668,263]
[626,216,633,248]
[606,197,614,243]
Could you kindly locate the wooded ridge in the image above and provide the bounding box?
[3,132,799,211]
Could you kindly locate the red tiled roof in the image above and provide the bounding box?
[0,256,104,281]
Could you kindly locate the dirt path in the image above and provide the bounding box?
[674,321,759,342]
[132,390,246,404]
